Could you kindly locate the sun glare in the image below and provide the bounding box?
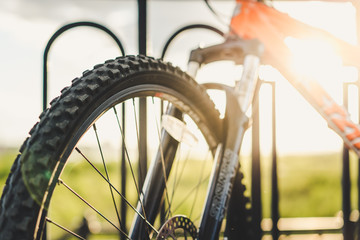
[285,37,343,79]
[264,1,358,154]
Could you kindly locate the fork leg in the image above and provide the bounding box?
[198,87,248,239]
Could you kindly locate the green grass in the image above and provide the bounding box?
[0,148,19,193]
[275,153,343,218]
[0,148,358,221]
[239,152,358,218]
[283,152,357,218]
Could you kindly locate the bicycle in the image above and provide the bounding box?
[1,0,360,239]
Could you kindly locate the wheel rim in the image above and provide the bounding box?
[38,85,218,239]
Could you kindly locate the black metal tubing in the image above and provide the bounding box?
[138,0,147,56]
[357,80,360,240]
[352,2,360,239]
[343,82,359,240]
[261,80,279,239]
[129,107,182,239]
[342,83,352,240]
[137,0,148,192]
[358,81,360,240]
[270,81,279,240]
[161,24,224,59]
[251,80,262,240]
[250,80,279,239]
[43,21,125,111]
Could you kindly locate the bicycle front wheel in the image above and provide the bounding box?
[0,55,222,239]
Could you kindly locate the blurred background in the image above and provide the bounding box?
[1,0,360,238]
[0,0,357,151]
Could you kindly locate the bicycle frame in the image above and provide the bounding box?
[231,0,360,156]
[187,0,360,238]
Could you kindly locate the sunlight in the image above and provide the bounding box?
[285,37,342,79]
[267,1,358,154]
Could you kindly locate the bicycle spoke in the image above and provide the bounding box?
[164,179,208,228]
[171,150,190,200]
[151,98,172,215]
[57,178,130,239]
[161,143,189,221]
[166,148,194,218]
[189,151,210,218]
[167,143,183,216]
[113,106,147,212]
[172,175,210,214]
[162,162,211,221]
[154,99,213,222]
[92,123,123,229]
[75,147,158,233]
[0,56,225,239]
[46,217,86,240]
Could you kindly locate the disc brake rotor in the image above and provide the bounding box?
[156,216,197,239]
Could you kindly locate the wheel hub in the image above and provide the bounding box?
[156,216,197,239]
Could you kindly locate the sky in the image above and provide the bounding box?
[0,0,358,155]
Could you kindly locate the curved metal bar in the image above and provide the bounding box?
[43,21,126,110]
[161,24,224,60]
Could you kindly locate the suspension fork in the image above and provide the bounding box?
[198,85,249,239]
[235,54,261,113]
[188,38,263,238]
[196,53,262,239]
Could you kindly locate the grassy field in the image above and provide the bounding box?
[0,148,19,190]
[0,147,358,220]
[252,152,357,218]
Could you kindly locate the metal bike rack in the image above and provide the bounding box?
[256,2,360,239]
[161,24,224,59]
[40,1,360,239]
[342,81,352,240]
[256,79,360,240]
[268,81,280,240]
[43,21,125,111]
[343,80,360,240]
[42,19,126,240]
[138,0,148,192]
[265,80,279,240]
[252,80,278,240]
[251,80,262,240]
[157,10,359,240]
